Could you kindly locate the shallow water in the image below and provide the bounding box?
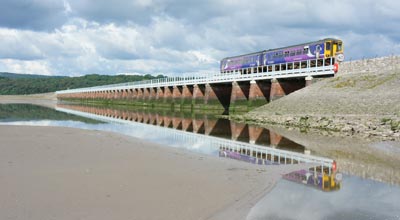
[1,103,399,219]
[248,175,400,220]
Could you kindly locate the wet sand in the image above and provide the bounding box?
[0,125,305,220]
[0,93,57,108]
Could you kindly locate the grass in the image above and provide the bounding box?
[365,73,397,89]
[333,78,356,88]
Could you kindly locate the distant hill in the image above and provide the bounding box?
[0,72,65,79]
[0,73,166,95]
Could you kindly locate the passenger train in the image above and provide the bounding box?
[220,38,344,74]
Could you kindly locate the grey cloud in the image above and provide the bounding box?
[68,0,160,25]
[0,0,69,30]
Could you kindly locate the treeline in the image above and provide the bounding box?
[0,73,165,95]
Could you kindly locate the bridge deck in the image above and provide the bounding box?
[56,58,335,94]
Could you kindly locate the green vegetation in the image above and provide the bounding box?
[365,73,397,89]
[333,78,356,88]
[0,73,165,95]
[64,98,228,114]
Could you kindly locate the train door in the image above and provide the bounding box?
[325,40,332,58]
[332,42,338,57]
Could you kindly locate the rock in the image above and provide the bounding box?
[285,117,294,122]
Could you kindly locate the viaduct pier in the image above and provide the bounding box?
[56,58,337,112]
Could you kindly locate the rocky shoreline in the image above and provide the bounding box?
[233,56,400,141]
[232,114,400,141]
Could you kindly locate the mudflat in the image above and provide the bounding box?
[0,93,56,108]
[0,125,303,220]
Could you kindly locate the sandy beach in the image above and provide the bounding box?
[0,124,306,220]
[0,93,57,108]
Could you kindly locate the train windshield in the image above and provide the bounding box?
[326,42,331,50]
[337,42,343,51]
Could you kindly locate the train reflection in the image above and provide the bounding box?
[219,147,342,192]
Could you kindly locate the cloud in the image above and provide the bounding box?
[0,59,53,75]
[0,0,70,30]
[0,0,399,76]
[0,29,44,60]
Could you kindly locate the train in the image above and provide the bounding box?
[220,38,344,74]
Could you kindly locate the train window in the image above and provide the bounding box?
[243,69,247,74]
[338,43,342,51]
[326,42,331,50]
[303,48,309,54]
[290,51,295,56]
[296,49,302,55]
[284,51,289,57]
[278,51,283,58]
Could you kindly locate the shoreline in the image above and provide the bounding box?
[231,113,400,142]
[0,93,57,109]
[237,66,400,141]
[0,124,305,220]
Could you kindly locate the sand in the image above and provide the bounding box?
[0,93,57,108]
[0,125,306,220]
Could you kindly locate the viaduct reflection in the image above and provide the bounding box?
[56,103,341,191]
[57,104,306,154]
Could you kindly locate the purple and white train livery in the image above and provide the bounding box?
[220,38,344,74]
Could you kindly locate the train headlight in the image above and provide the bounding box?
[336,54,345,62]
[335,173,343,182]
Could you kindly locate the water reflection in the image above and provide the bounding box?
[0,103,101,124]
[55,103,341,191]
[282,168,342,192]
[1,103,341,192]
[219,148,342,192]
[248,175,400,220]
[3,103,399,218]
[56,103,306,153]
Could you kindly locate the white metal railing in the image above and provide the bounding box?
[55,106,335,170]
[56,58,335,94]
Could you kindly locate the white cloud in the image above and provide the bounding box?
[0,0,399,76]
[0,59,53,75]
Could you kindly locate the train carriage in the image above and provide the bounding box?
[220,38,344,74]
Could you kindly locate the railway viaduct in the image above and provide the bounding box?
[56,58,337,112]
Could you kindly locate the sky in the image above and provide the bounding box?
[0,0,399,76]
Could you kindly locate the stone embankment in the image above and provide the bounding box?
[233,56,400,140]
